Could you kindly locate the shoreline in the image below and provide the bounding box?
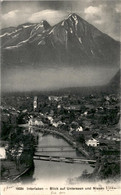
[1,125,93,182]
[33,126,90,158]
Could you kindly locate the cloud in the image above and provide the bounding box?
[28,9,67,25]
[94,20,103,25]
[3,10,19,19]
[84,6,102,15]
[115,3,121,13]
[84,5,103,24]
[1,8,67,28]
[83,3,120,40]
[2,9,31,27]
[1,1,120,41]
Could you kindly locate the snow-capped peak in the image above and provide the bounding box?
[5,45,20,49]
[35,24,44,30]
[69,13,79,30]
[48,27,55,35]
[30,21,50,36]
[61,21,65,26]
[78,37,82,44]
[68,13,78,19]
[23,24,34,28]
[0,29,21,37]
[72,13,78,20]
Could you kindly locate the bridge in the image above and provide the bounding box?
[31,127,95,164]
[33,144,96,165]
[33,154,96,165]
[35,145,76,152]
[34,127,90,157]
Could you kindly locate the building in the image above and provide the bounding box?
[76,126,83,132]
[0,147,6,159]
[86,138,99,147]
[28,118,44,127]
[35,119,44,126]
[33,96,38,111]
[48,96,62,101]
[64,105,81,111]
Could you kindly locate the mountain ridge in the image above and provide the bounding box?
[1,13,120,69]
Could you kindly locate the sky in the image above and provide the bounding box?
[1,0,121,41]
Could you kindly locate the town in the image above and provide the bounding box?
[0,90,120,182]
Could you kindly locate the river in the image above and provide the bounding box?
[23,130,94,185]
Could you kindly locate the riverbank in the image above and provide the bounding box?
[1,159,33,182]
[0,125,93,182]
[1,127,36,182]
[33,127,90,158]
[32,130,94,183]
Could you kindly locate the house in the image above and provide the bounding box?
[83,111,88,116]
[57,105,61,109]
[28,118,34,126]
[22,109,27,113]
[86,138,99,147]
[64,105,81,111]
[47,116,53,124]
[52,119,63,128]
[35,119,44,126]
[0,147,6,159]
[28,118,44,126]
[104,96,110,101]
[48,96,62,101]
[76,126,83,132]
[52,122,58,128]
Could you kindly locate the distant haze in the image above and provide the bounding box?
[2,66,117,92]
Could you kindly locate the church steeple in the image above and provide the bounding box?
[33,96,37,111]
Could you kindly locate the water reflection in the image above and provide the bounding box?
[5,127,94,183]
[32,132,94,184]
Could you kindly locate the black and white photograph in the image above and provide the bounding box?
[0,0,121,194]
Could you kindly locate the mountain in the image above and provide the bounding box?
[1,21,51,49]
[1,13,120,68]
[108,70,120,91]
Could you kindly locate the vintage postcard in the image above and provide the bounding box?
[0,0,121,195]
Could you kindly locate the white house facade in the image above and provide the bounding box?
[86,138,99,147]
